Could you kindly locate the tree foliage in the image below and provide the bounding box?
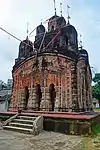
[92,73,100,105]
[92,73,100,85]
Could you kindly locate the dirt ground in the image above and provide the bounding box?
[0,129,83,150]
[0,121,100,150]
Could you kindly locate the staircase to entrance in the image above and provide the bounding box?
[3,114,43,135]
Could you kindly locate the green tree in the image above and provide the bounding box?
[92,73,100,107]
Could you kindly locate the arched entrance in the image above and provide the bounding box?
[49,84,56,111]
[24,86,29,110]
[36,84,42,111]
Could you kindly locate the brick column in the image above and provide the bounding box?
[18,89,25,110]
[83,74,87,111]
[71,62,78,112]
[54,86,59,112]
[40,87,51,111]
[77,65,82,111]
[27,88,37,111]
[87,68,92,110]
[66,63,72,111]
[40,70,51,111]
[58,70,61,111]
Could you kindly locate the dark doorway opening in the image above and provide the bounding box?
[36,84,42,111]
[24,86,29,110]
[49,84,56,111]
[51,25,54,31]
[65,36,68,45]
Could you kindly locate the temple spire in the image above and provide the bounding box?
[60,2,62,17]
[67,5,71,24]
[53,0,57,15]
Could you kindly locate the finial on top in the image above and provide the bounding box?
[60,2,62,17]
[41,19,43,25]
[67,5,71,24]
[26,22,29,39]
[53,0,57,15]
[79,34,83,49]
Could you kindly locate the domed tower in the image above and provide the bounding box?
[46,15,67,49]
[48,15,60,32]
[36,24,45,35]
[48,15,66,32]
[56,16,66,28]
[78,49,89,63]
[65,23,78,50]
[47,10,78,52]
[34,24,46,49]
[19,36,33,58]
[60,4,78,52]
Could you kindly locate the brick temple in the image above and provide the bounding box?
[10,12,92,112]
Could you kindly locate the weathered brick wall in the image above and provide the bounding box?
[77,57,92,111]
[10,53,92,112]
[87,66,92,110]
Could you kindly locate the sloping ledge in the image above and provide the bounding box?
[32,116,43,135]
[3,113,19,126]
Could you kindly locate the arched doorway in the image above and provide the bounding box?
[49,84,56,111]
[36,84,42,111]
[24,86,29,110]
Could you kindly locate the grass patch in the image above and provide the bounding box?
[82,122,100,150]
[92,123,100,136]
[82,136,100,150]
[94,108,100,112]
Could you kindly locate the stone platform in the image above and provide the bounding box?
[0,111,100,135]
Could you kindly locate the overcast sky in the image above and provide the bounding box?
[0,0,100,82]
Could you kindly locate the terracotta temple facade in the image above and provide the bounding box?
[10,13,92,112]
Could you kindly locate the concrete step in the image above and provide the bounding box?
[9,122,33,129]
[3,125,33,134]
[12,119,33,125]
[3,115,43,135]
[17,116,37,120]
